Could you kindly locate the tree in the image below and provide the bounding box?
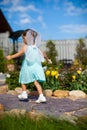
[0,48,6,72]
[75,38,87,66]
[46,40,58,66]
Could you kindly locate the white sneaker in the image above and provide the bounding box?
[18,92,28,100]
[36,96,46,103]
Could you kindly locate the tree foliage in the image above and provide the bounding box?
[0,48,6,72]
[46,40,58,65]
[75,38,87,66]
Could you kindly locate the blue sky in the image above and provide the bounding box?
[0,0,87,40]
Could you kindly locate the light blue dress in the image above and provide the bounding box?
[19,45,46,84]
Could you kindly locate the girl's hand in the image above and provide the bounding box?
[48,59,52,64]
[6,55,12,60]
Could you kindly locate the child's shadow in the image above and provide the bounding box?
[19,91,38,102]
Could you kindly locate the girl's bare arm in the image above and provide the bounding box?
[42,52,49,62]
[6,45,25,60]
[40,50,52,63]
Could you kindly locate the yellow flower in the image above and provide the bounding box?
[73,59,79,65]
[55,73,59,79]
[45,70,50,76]
[72,75,76,80]
[51,71,58,77]
[77,70,81,74]
[51,71,55,76]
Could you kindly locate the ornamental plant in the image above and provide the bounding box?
[59,65,87,93]
[42,67,60,91]
[5,59,87,94]
[71,69,83,90]
[6,71,21,90]
[0,48,6,72]
[70,69,87,93]
[75,38,87,66]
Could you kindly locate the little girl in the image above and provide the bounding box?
[6,29,50,103]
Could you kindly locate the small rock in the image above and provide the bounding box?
[7,64,15,71]
[15,87,30,94]
[72,108,87,117]
[27,111,45,120]
[59,114,78,124]
[0,85,8,94]
[43,89,53,97]
[53,90,69,98]
[7,90,17,95]
[0,103,4,111]
[69,90,87,99]
[15,87,22,94]
[5,109,26,117]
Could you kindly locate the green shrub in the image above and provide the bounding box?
[0,48,6,72]
[60,67,87,94]
[42,68,60,91]
[43,64,87,94]
[6,64,87,94]
[75,38,87,66]
[6,71,21,90]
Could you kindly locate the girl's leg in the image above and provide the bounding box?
[21,84,27,91]
[34,80,46,103]
[21,84,30,94]
[18,84,28,99]
[34,80,43,95]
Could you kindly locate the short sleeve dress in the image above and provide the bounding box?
[19,45,46,84]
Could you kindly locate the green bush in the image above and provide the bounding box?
[6,71,21,90]
[42,67,60,91]
[0,48,6,72]
[43,64,87,94]
[75,38,87,66]
[46,40,58,66]
[60,67,87,94]
[6,64,87,94]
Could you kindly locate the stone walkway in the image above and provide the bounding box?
[0,94,87,118]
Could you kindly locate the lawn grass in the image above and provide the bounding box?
[0,114,87,130]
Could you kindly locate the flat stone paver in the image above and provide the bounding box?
[0,94,87,117]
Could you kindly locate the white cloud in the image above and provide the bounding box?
[0,0,42,27]
[27,4,41,13]
[1,0,41,14]
[20,18,31,24]
[0,0,10,5]
[13,5,28,12]
[19,13,29,18]
[19,13,34,24]
[64,1,87,16]
[59,24,87,34]
[0,0,22,6]
[5,4,37,13]
[37,15,47,28]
